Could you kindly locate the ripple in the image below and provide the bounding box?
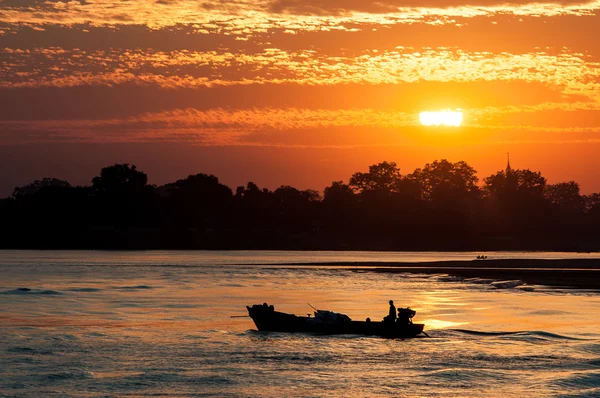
[0,288,62,295]
[44,370,92,381]
[490,280,524,289]
[7,346,53,355]
[464,278,496,284]
[449,329,524,337]
[117,285,154,290]
[423,368,510,383]
[555,371,600,389]
[523,331,585,341]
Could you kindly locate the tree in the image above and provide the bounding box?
[273,185,321,206]
[349,161,402,193]
[324,181,355,205]
[92,164,148,193]
[484,169,547,198]
[233,182,275,228]
[13,177,71,198]
[545,181,584,212]
[584,193,600,212]
[482,168,550,236]
[164,173,232,198]
[160,173,233,228]
[90,164,154,228]
[409,159,479,201]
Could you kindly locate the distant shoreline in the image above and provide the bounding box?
[269,259,600,289]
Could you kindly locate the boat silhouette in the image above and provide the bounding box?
[247,303,425,338]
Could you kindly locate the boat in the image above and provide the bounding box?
[246,303,426,338]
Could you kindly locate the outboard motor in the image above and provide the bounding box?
[397,307,416,325]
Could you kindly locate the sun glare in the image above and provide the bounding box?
[419,110,463,127]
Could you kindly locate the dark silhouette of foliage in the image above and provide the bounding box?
[349,161,402,193]
[324,181,355,205]
[545,181,584,212]
[1,159,599,251]
[13,177,71,198]
[585,193,600,213]
[410,159,479,201]
[484,169,547,198]
[92,163,148,194]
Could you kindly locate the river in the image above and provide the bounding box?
[1,251,599,397]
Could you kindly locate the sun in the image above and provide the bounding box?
[419,110,463,127]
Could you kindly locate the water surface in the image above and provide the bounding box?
[1,251,599,397]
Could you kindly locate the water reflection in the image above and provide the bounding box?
[1,252,600,397]
[422,319,470,329]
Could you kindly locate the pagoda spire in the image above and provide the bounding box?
[504,152,517,192]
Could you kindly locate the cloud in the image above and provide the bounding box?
[268,0,598,16]
[0,0,598,31]
[0,80,587,122]
[1,48,598,105]
[2,104,600,147]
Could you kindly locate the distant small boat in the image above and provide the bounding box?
[246,303,425,338]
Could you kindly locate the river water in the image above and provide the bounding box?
[1,251,599,397]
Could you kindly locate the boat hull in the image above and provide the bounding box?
[247,305,425,338]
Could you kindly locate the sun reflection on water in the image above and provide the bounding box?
[422,319,470,330]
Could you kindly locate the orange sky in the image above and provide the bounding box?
[1,0,599,194]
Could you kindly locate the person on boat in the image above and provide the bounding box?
[384,300,396,323]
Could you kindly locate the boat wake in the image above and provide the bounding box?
[447,329,586,340]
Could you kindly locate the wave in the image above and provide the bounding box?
[436,276,464,282]
[464,277,496,284]
[0,288,62,295]
[67,287,102,292]
[525,309,570,316]
[423,368,509,382]
[449,329,585,340]
[521,331,586,341]
[490,280,524,289]
[555,389,600,398]
[449,329,524,336]
[436,276,535,291]
[554,371,600,389]
[219,283,248,287]
[117,285,153,290]
[7,346,53,355]
[44,370,92,381]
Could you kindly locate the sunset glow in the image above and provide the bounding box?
[3,1,600,392]
[0,0,600,193]
[420,111,464,127]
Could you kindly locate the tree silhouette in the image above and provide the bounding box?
[484,169,547,198]
[324,181,355,205]
[584,193,600,213]
[160,173,233,229]
[92,163,148,194]
[13,177,71,198]
[545,181,584,212]
[410,159,479,201]
[1,158,600,250]
[90,163,154,229]
[349,161,402,193]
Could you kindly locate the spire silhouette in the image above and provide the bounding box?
[504,152,517,192]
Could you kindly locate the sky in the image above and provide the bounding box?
[1,0,600,196]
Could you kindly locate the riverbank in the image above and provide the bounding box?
[273,259,600,289]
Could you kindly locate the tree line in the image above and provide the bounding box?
[1,159,599,250]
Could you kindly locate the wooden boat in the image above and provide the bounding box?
[246,303,425,338]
